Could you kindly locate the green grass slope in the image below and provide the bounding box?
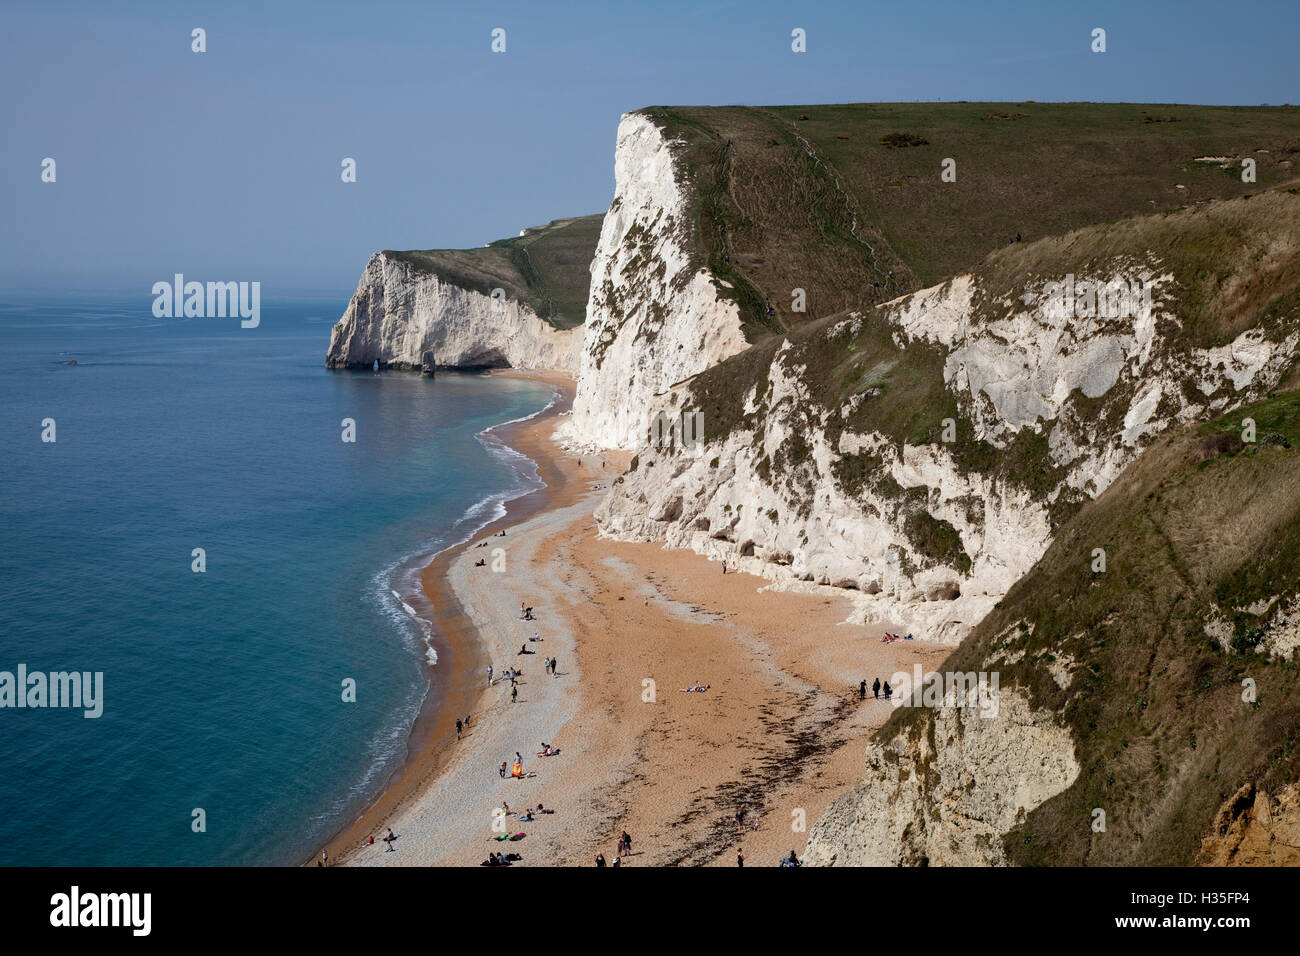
[882,390,1300,865]
[640,103,1300,338]
[383,214,603,330]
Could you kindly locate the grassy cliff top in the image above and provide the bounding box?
[636,102,1300,338]
[383,214,603,330]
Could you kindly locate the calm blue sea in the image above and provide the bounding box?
[0,293,554,865]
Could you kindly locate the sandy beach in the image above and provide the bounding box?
[331,369,949,868]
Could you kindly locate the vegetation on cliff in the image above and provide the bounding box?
[384,213,603,330]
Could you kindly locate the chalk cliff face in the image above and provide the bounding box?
[326,253,583,372]
[802,688,1080,866]
[596,263,1298,644]
[888,268,1297,496]
[559,113,748,449]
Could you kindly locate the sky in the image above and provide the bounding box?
[3,0,1297,293]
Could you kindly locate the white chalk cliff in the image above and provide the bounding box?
[596,264,1298,645]
[802,687,1081,866]
[558,112,749,450]
[326,253,582,372]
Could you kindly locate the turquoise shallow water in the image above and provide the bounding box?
[0,294,553,865]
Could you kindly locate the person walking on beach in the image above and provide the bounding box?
[735,807,746,833]
[551,655,558,677]
[499,761,508,778]
[595,853,606,867]
[487,665,493,686]
[872,677,881,700]
[859,679,867,700]
[511,684,518,703]
[384,828,396,853]
[621,830,632,855]
[455,718,463,740]
[321,849,328,866]
[737,848,744,868]
[882,681,892,700]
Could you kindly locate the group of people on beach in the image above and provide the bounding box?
[490,664,522,687]
[880,631,913,643]
[594,829,635,866]
[317,822,403,865]
[488,664,522,702]
[500,750,531,779]
[518,645,558,677]
[472,530,507,565]
[858,677,892,700]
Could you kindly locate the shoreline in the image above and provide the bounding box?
[315,369,579,867]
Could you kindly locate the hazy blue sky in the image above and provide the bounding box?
[3,0,1297,292]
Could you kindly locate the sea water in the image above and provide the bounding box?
[0,293,554,865]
